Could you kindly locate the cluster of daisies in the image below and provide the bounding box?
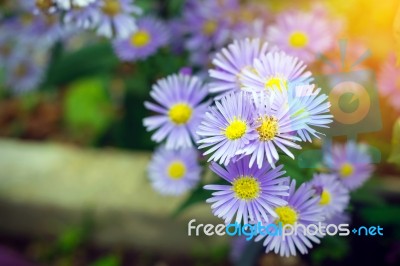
[0,0,171,93]
[144,37,375,257]
[0,0,344,94]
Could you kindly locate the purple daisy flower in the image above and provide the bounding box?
[267,8,337,63]
[0,24,15,64]
[378,54,400,111]
[325,211,350,226]
[20,0,58,14]
[309,173,350,219]
[91,0,142,39]
[143,74,210,149]
[181,0,236,66]
[229,1,273,40]
[209,38,269,99]
[273,84,333,142]
[204,156,290,224]
[240,51,312,94]
[63,2,100,30]
[55,0,97,10]
[113,16,170,61]
[237,91,302,169]
[255,179,324,257]
[197,92,258,166]
[232,19,268,41]
[9,12,66,47]
[148,146,201,196]
[4,51,45,94]
[323,141,374,191]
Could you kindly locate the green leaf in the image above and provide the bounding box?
[279,155,310,185]
[360,205,400,225]
[90,255,121,266]
[388,118,400,165]
[172,183,213,218]
[312,236,349,264]
[63,77,114,142]
[43,43,118,87]
[57,227,86,254]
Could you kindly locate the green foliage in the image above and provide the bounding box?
[63,77,115,142]
[172,181,214,217]
[57,227,88,254]
[191,243,230,266]
[43,43,119,87]
[280,154,313,185]
[360,205,400,226]
[388,118,400,165]
[90,255,121,266]
[312,236,349,264]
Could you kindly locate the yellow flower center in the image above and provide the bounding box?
[256,116,279,141]
[225,118,247,140]
[35,0,53,11]
[102,0,121,16]
[340,163,354,178]
[232,176,260,200]
[319,190,331,205]
[167,161,186,179]
[14,64,28,78]
[21,14,34,26]
[265,76,288,91]
[168,103,192,125]
[288,31,309,48]
[131,30,151,47]
[275,206,298,226]
[202,20,218,36]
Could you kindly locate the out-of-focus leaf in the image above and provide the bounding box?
[388,118,400,165]
[43,43,118,87]
[312,236,349,264]
[172,175,228,217]
[360,206,400,225]
[63,78,114,142]
[167,0,185,15]
[280,155,310,185]
[351,183,386,207]
[57,227,86,254]
[172,183,213,218]
[90,255,121,266]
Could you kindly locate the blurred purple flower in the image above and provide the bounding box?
[113,16,169,61]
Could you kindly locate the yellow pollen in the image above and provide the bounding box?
[168,103,192,125]
[319,190,331,205]
[288,31,309,48]
[340,163,354,178]
[256,116,279,141]
[21,14,34,26]
[275,206,298,226]
[202,20,218,36]
[35,0,53,11]
[14,64,27,78]
[167,161,186,179]
[102,0,121,16]
[232,176,260,200]
[265,76,288,91]
[225,118,247,140]
[131,30,151,47]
